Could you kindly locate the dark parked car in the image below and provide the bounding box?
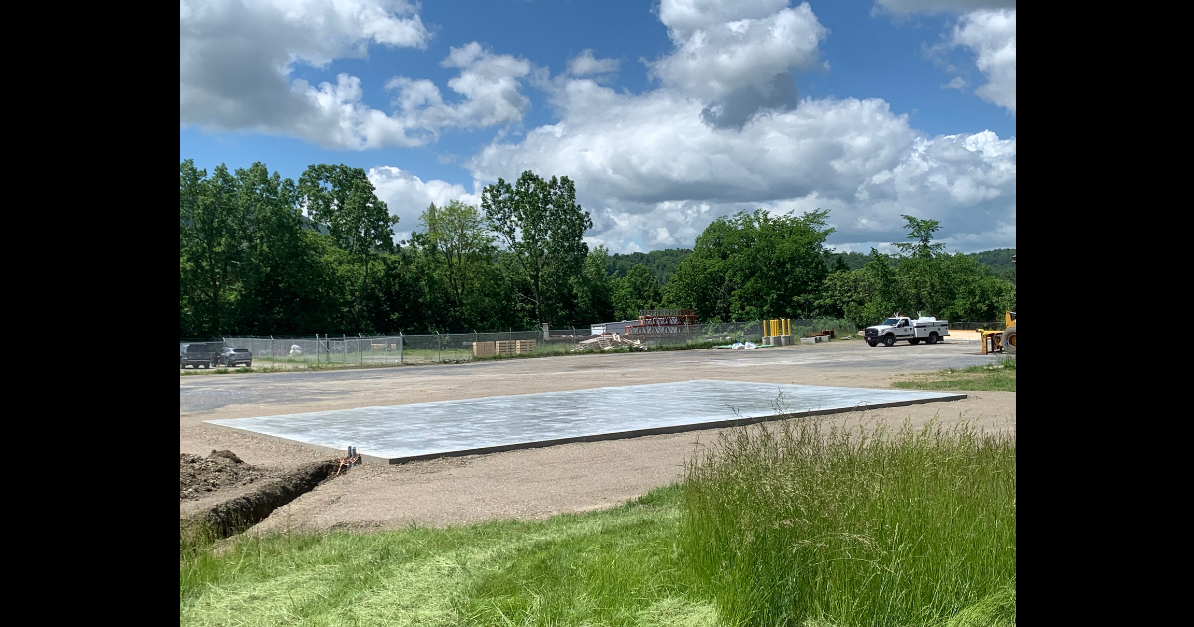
[180,343,216,369]
[216,347,253,367]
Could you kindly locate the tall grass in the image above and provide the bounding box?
[680,419,1016,626]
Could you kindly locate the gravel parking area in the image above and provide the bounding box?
[180,339,1015,528]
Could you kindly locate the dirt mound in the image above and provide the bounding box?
[180,452,265,501]
[209,449,244,463]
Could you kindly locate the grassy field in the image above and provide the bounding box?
[181,419,1015,626]
[892,358,1016,392]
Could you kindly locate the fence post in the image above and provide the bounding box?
[399,332,403,364]
[343,334,347,365]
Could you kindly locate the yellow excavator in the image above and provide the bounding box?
[980,255,1016,354]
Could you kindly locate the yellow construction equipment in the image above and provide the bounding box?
[980,255,1016,355]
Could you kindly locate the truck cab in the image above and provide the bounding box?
[864,315,949,347]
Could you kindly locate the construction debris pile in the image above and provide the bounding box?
[571,333,646,352]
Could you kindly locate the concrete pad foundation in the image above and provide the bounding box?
[206,380,964,464]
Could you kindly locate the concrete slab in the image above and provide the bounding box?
[205,380,964,464]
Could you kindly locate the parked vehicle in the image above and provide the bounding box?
[216,347,253,367]
[864,315,949,347]
[180,343,216,368]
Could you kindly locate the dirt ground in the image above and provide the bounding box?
[179,338,1016,529]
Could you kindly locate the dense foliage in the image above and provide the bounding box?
[605,249,692,284]
[181,160,1016,337]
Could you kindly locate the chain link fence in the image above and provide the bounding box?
[196,319,856,370]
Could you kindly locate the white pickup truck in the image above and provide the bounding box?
[864,315,949,347]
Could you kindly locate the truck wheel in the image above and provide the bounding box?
[927,333,938,345]
[867,340,877,347]
[909,339,921,345]
[1001,327,1016,354]
[883,334,896,347]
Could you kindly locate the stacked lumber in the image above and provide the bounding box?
[474,339,537,357]
[571,333,645,352]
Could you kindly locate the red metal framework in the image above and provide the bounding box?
[624,309,698,335]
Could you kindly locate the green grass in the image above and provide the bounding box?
[182,418,1016,626]
[892,358,1016,392]
[181,487,714,627]
[681,419,1016,627]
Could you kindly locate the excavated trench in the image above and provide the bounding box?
[182,458,341,539]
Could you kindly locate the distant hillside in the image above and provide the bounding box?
[609,247,1015,285]
[967,248,1017,280]
[824,248,1016,279]
[825,251,871,271]
[606,249,692,285]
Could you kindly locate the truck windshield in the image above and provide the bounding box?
[880,318,900,326]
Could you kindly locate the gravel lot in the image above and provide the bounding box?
[180,338,1016,529]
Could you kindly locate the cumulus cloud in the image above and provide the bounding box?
[368,166,481,240]
[566,49,620,77]
[951,9,1016,114]
[181,2,537,148]
[884,2,1016,116]
[648,0,826,128]
[386,43,533,137]
[942,76,968,90]
[464,1,1014,252]
[180,0,432,148]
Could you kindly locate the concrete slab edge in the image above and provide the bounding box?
[205,393,965,464]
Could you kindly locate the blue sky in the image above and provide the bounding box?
[181,0,1016,253]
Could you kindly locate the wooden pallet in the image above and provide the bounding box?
[474,340,537,357]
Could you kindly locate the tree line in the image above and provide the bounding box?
[180,160,1016,337]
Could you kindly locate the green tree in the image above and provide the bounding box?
[606,249,693,284]
[298,164,398,326]
[893,215,945,259]
[612,264,663,320]
[482,171,592,324]
[180,160,246,336]
[666,209,833,321]
[412,200,497,328]
[232,163,336,335]
[573,246,616,324]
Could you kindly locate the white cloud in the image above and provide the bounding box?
[464,1,1015,253]
[180,0,432,148]
[942,76,968,90]
[181,2,538,148]
[649,0,826,102]
[951,9,1016,114]
[566,49,620,77]
[368,166,481,240]
[386,43,533,136]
